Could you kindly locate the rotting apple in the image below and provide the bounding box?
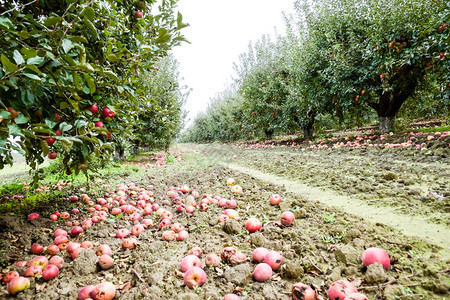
[269,194,282,205]
[176,230,189,241]
[27,213,40,220]
[116,228,130,239]
[122,238,138,250]
[49,255,64,269]
[90,282,116,300]
[25,265,42,277]
[328,280,358,300]
[29,256,48,270]
[31,243,44,254]
[188,247,203,258]
[252,247,270,263]
[78,285,95,300]
[343,293,369,300]
[2,271,19,284]
[280,210,295,226]
[96,244,113,256]
[205,253,221,267]
[71,226,84,237]
[98,254,114,270]
[162,230,177,241]
[291,282,317,300]
[46,244,60,255]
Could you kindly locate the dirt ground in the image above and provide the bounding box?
[0,133,449,299]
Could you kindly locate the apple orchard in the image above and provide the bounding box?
[0,0,449,300]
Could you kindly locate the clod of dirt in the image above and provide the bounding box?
[294,208,307,218]
[364,262,388,284]
[223,262,253,285]
[335,244,360,265]
[282,260,305,278]
[383,172,398,181]
[147,268,165,286]
[383,284,406,300]
[223,219,242,234]
[250,232,267,247]
[73,248,98,275]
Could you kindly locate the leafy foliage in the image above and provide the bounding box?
[0,0,188,181]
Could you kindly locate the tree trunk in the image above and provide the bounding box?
[114,146,125,161]
[378,115,396,133]
[132,141,139,156]
[303,126,314,139]
[264,129,274,140]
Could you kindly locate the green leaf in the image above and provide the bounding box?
[0,17,14,29]
[70,36,88,44]
[44,16,61,27]
[8,124,23,137]
[17,30,31,39]
[14,113,29,124]
[59,138,73,152]
[83,17,98,40]
[82,7,95,20]
[74,119,88,128]
[21,90,35,106]
[0,110,10,119]
[62,39,75,53]
[40,139,50,156]
[23,73,42,81]
[21,48,37,59]
[45,119,57,129]
[106,54,119,62]
[176,12,189,30]
[13,50,25,65]
[83,73,96,94]
[117,86,124,93]
[27,56,45,65]
[25,64,43,76]
[59,122,73,132]
[60,102,70,110]
[1,55,18,73]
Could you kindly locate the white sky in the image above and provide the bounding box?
[171,0,295,127]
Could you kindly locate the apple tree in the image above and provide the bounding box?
[293,0,448,133]
[0,0,188,181]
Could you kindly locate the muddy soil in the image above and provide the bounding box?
[0,142,449,299]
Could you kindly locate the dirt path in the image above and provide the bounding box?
[225,162,450,259]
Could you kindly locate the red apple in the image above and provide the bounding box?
[48,152,57,159]
[245,218,262,233]
[2,271,19,284]
[54,235,68,245]
[135,10,143,18]
[205,253,221,267]
[87,104,98,115]
[264,251,283,271]
[42,264,59,281]
[71,226,84,237]
[45,137,56,146]
[78,285,95,300]
[131,224,145,237]
[188,247,203,258]
[116,228,130,239]
[29,256,48,270]
[46,244,60,255]
[25,265,42,277]
[184,266,206,289]
[69,195,79,202]
[253,263,272,282]
[27,213,40,220]
[7,276,30,295]
[54,228,68,238]
[291,282,317,300]
[122,238,137,250]
[101,107,114,119]
[171,223,185,233]
[95,121,104,128]
[344,293,369,300]
[269,194,282,205]
[96,244,113,256]
[55,129,63,136]
[252,247,269,263]
[49,255,64,269]
[328,280,358,300]
[180,255,202,272]
[280,210,295,226]
[90,282,116,300]
[162,230,177,241]
[361,247,390,269]
[176,230,189,241]
[223,294,240,300]
[98,254,114,270]
[31,243,44,254]
[80,241,94,249]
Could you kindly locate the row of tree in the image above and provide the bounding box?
[0,0,189,181]
[182,0,449,143]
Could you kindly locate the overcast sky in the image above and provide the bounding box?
[172,0,295,127]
